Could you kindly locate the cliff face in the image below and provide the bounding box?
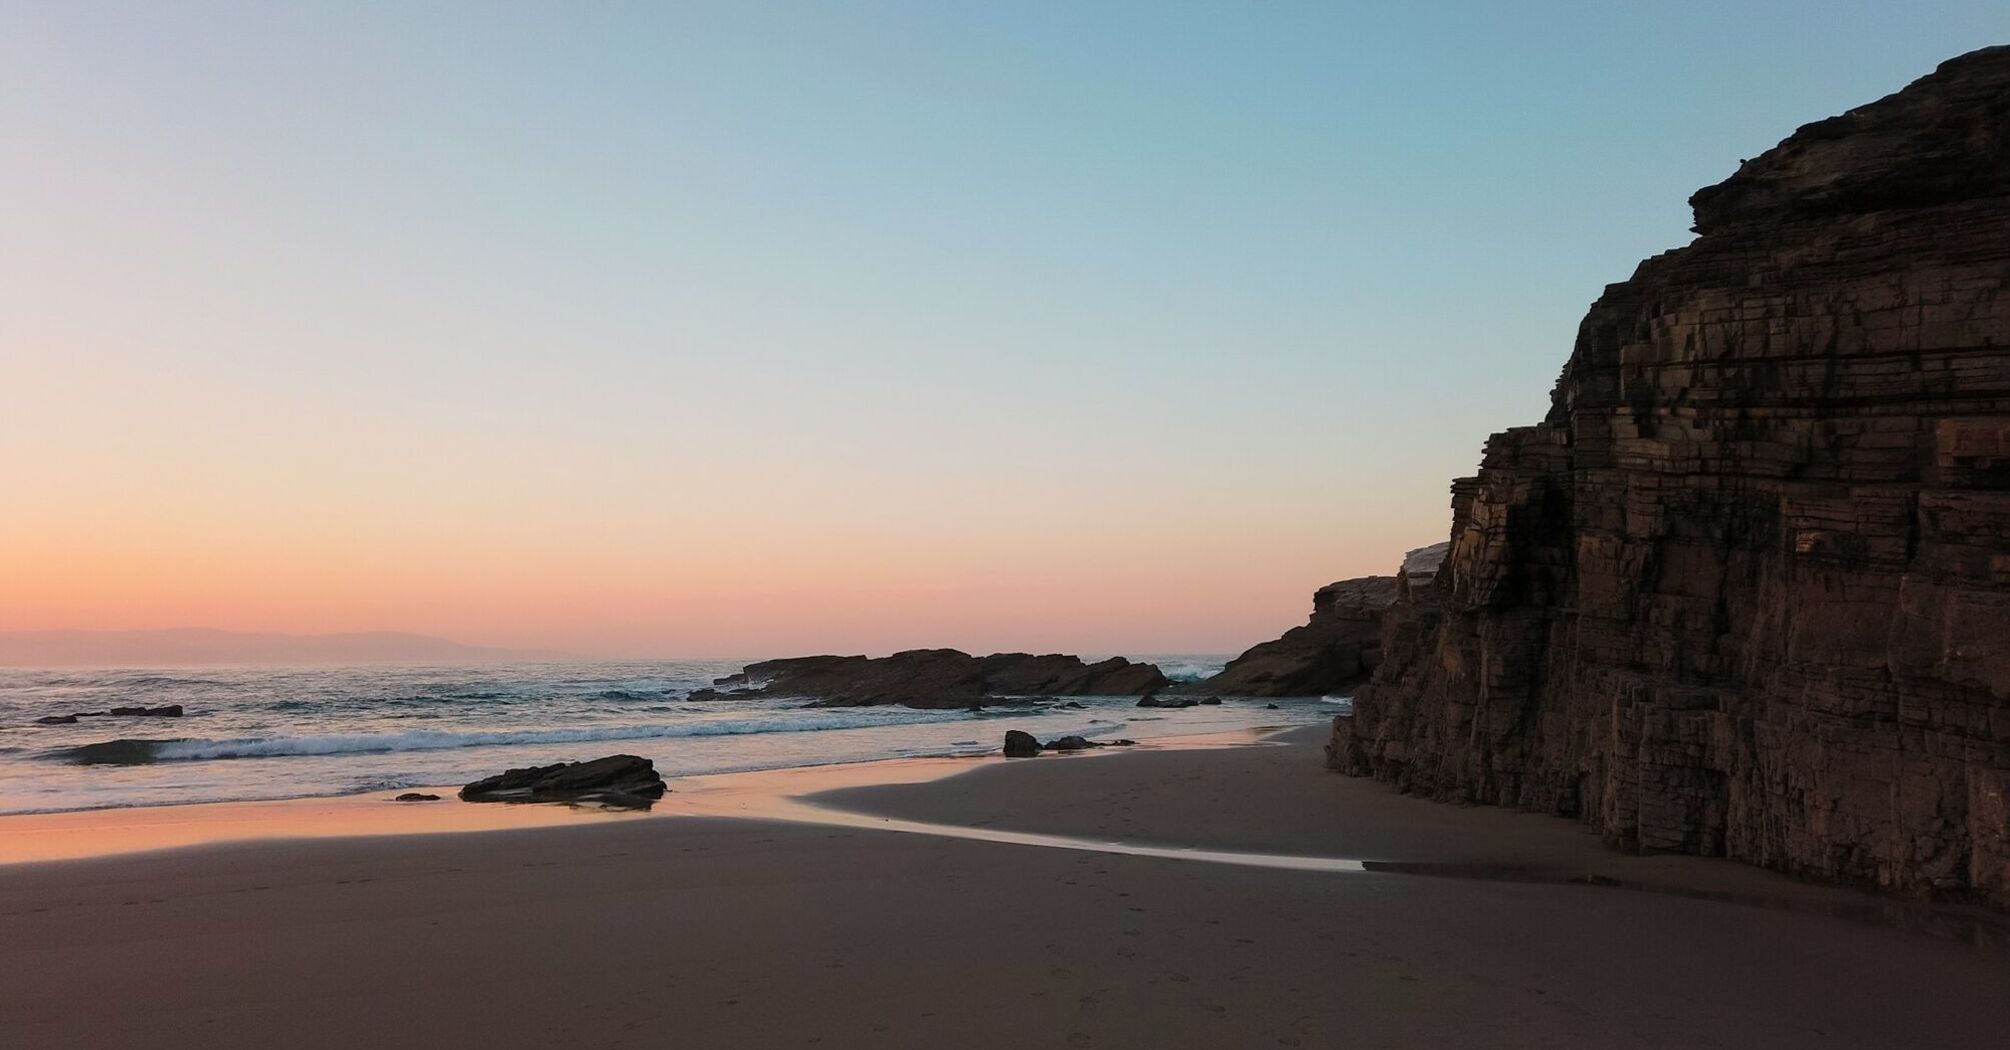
[1331,47,2010,904]
[1199,576,1399,697]
[1200,544,1449,697]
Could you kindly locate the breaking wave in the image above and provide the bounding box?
[1154,657,1227,682]
[49,709,978,765]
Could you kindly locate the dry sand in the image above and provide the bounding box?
[2,726,2006,1049]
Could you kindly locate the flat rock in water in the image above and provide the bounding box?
[108,705,183,717]
[715,649,1169,709]
[460,754,667,808]
[35,714,79,725]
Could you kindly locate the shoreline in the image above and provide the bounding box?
[9,723,2006,950]
[0,726,1286,865]
[6,724,2008,1048]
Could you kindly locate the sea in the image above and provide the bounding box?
[0,657,1348,815]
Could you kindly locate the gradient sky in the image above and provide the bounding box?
[4,3,2004,657]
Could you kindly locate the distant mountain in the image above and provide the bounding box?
[0,629,574,667]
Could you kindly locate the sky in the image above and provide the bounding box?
[3,2,2004,658]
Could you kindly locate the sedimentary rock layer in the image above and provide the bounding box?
[1332,46,2010,904]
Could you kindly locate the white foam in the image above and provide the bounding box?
[144,710,978,762]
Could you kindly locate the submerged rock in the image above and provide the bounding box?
[460,755,667,808]
[1136,695,1198,709]
[1002,730,1042,758]
[35,714,79,725]
[685,687,760,702]
[108,705,183,717]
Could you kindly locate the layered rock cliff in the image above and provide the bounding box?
[1198,544,1447,697]
[1331,47,2010,904]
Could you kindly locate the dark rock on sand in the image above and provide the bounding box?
[1332,47,2010,906]
[108,705,183,717]
[393,792,442,802]
[1002,730,1042,758]
[1200,696,1221,705]
[1040,735,1136,752]
[461,755,667,808]
[1137,694,1199,709]
[35,714,79,725]
[719,650,1168,709]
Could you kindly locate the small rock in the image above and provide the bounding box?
[35,714,80,725]
[1046,735,1095,752]
[393,792,442,802]
[1201,696,1222,705]
[1002,730,1042,758]
[108,705,183,717]
[461,754,667,808]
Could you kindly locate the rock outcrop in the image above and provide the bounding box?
[1196,569,1409,699]
[713,650,1168,709]
[1003,730,1043,757]
[1199,545,1448,698]
[1331,47,2010,905]
[460,755,667,808]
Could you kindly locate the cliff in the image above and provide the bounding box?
[1198,544,1447,697]
[1331,46,2010,905]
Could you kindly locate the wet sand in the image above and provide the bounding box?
[2,727,2006,1048]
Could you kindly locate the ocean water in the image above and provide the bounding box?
[0,658,1348,814]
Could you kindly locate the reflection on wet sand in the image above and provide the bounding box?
[5,726,2004,951]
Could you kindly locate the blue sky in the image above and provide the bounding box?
[3,2,2004,654]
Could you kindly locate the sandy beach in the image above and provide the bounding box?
[2,726,2006,1049]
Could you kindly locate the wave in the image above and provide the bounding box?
[584,688,682,702]
[115,675,231,688]
[48,709,978,765]
[1155,659,1226,682]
